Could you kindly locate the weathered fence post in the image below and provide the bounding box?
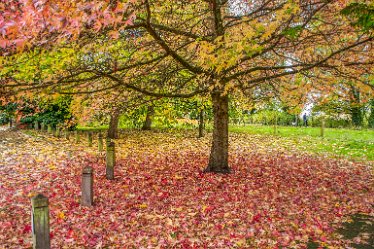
[75,131,80,143]
[87,132,93,147]
[55,126,60,138]
[64,129,70,140]
[31,194,50,249]
[98,133,103,152]
[40,123,45,132]
[34,121,39,130]
[106,142,115,180]
[47,124,52,134]
[320,119,325,138]
[106,137,111,147]
[81,167,94,206]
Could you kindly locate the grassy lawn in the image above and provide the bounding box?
[76,125,108,131]
[77,124,374,162]
[229,124,374,141]
[230,125,374,162]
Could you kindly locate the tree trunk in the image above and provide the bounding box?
[142,105,154,130]
[198,109,204,138]
[107,110,120,139]
[351,86,363,127]
[273,113,278,134]
[369,99,374,129]
[204,92,230,173]
[320,119,325,137]
[351,107,362,126]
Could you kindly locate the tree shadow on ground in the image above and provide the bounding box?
[308,213,374,249]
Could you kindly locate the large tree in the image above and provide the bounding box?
[1,0,373,172]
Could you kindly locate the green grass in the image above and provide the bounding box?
[230,124,374,161]
[23,130,42,137]
[76,125,108,131]
[76,123,374,162]
[229,124,374,141]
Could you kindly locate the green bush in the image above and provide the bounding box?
[247,110,298,126]
[18,95,76,129]
[0,102,18,125]
[0,113,9,125]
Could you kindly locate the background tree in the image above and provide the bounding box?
[141,105,155,130]
[311,78,373,128]
[0,102,17,126]
[369,99,374,128]
[71,85,161,138]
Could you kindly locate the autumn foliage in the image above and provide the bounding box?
[0,1,373,246]
[0,130,372,248]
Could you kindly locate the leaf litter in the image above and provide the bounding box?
[0,129,373,248]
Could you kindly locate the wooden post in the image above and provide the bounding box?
[320,119,325,138]
[106,142,115,180]
[87,132,93,147]
[198,109,204,138]
[31,194,50,249]
[55,126,60,138]
[47,124,52,134]
[64,130,70,140]
[81,167,94,206]
[75,131,80,143]
[106,137,111,147]
[98,133,103,152]
[67,151,73,159]
[40,123,45,132]
[34,121,39,130]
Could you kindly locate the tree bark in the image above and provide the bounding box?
[369,99,374,128]
[142,105,154,130]
[107,110,120,139]
[204,92,230,173]
[350,87,363,127]
[198,109,204,138]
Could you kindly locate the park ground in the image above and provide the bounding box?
[0,125,373,248]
